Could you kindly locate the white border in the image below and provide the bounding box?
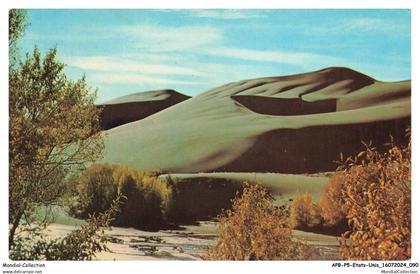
[1,1,418,274]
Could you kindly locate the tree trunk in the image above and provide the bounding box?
[9,210,24,249]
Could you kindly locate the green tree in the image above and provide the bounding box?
[9,9,27,68]
[9,10,104,250]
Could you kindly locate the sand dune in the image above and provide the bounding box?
[97,89,190,130]
[100,67,410,174]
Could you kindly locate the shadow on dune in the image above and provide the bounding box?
[232,95,337,116]
[98,92,190,130]
[215,117,410,174]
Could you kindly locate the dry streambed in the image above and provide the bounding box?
[46,222,339,260]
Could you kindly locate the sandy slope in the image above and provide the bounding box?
[100,67,410,173]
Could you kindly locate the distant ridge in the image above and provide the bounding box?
[97,89,191,130]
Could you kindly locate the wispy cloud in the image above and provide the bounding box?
[121,52,186,63]
[89,72,199,85]
[310,17,409,35]
[190,10,265,20]
[342,17,409,33]
[66,56,204,77]
[121,25,224,52]
[205,47,343,68]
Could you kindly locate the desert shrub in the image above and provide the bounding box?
[319,174,347,229]
[289,192,321,230]
[206,183,311,260]
[339,132,411,260]
[71,164,172,230]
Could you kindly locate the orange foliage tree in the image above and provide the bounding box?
[319,174,346,227]
[206,183,311,260]
[290,192,321,229]
[338,132,411,260]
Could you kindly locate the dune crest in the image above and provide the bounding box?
[101,67,411,174]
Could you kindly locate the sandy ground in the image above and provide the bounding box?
[44,222,339,261]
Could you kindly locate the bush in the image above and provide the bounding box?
[289,192,321,230]
[72,164,117,219]
[206,183,311,260]
[71,164,172,230]
[339,132,411,260]
[319,174,347,228]
[114,169,171,230]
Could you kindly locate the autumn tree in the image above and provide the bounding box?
[206,183,311,260]
[319,174,346,227]
[289,192,321,230]
[339,132,411,260]
[9,9,104,249]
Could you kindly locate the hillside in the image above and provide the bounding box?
[97,89,191,130]
[100,67,411,173]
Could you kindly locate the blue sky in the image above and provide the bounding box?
[19,9,410,102]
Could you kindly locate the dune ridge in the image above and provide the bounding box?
[100,67,411,174]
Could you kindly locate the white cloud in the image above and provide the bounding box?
[90,72,199,85]
[205,47,343,68]
[66,56,204,77]
[342,18,404,33]
[121,25,224,52]
[190,10,264,20]
[121,53,186,63]
[310,17,408,35]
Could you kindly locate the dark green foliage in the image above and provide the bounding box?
[114,173,165,230]
[72,164,117,218]
[72,167,245,229]
[71,164,171,230]
[9,9,27,68]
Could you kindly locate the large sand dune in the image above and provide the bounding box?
[100,67,410,174]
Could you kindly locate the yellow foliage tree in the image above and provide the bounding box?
[319,174,346,227]
[206,183,311,260]
[290,192,321,229]
[339,131,411,260]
